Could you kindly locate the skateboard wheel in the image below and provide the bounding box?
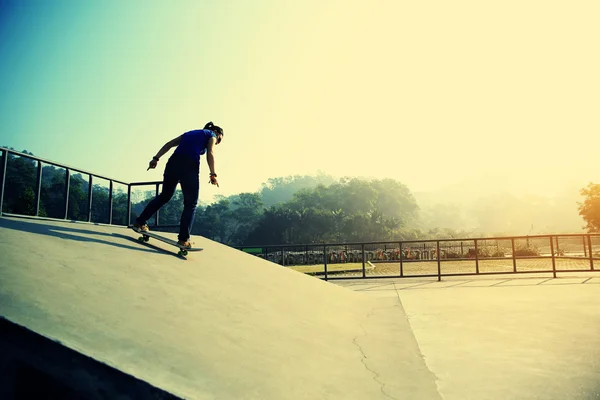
[182,250,188,256]
[143,236,149,242]
[138,236,144,242]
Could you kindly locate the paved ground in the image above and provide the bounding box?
[333,276,600,399]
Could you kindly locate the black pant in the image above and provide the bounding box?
[136,154,199,241]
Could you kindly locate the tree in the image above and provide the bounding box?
[2,152,37,215]
[194,197,233,242]
[67,174,91,221]
[259,173,336,208]
[245,205,294,245]
[245,177,421,244]
[227,193,264,244]
[578,183,600,232]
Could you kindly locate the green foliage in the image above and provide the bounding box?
[67,174,91,221]
[259,173,336,208]
[2,152,37,215]
[464,248,506,258]
[578,183,600,233]
[513,246,541,257]
[244,177,420,245]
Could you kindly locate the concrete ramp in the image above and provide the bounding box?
[0,216,441,399]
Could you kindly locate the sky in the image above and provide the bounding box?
[1,0,599,204]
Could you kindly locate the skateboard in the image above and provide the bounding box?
[130,227,203,257]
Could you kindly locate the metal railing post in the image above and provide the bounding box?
[474,239,480,274]
[361,244,366,278]
[304,245,308,266]
[323,245,328,280]
[436,241,441,282]
[0,150,7,214]
[63,168,70,220]
[549,235,556,278]
[282,246,285,266]
[127,184,132,226]
[87,175,93,222]
[511,238,517,272]
[399,242,403,277]
[34,161,42,216]
[108,180,113,225]
[588,234,594,270]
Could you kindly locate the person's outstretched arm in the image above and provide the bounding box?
[147,135,183,170]
[206,137,219,186]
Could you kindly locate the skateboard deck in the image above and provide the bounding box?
[130,227,203,256]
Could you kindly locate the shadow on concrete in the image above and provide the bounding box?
[112,233,182,258]
[335,276,599,291]
[0,217,168,256]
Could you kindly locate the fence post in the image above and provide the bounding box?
[511,238,517,272]
[34,161,42,216]
[108,180,113,225]
[436,241,441,282]
[127,184,132,226]
[361,244,366,278]
[399,242,403,277]
[63,168,70,220]
[549,235,556,278]
[323,245,328,280]
[474,239,479,274]
[588,235,594,270]
[583,235,588,257]
[0,150,7,214]
[305,245,308,268]
[87,175,93,222]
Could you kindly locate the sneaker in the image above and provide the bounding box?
[177,240,192,249]
[132,222,149,233]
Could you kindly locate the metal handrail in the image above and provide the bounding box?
[0,148,164,227]
[1,148,127,185]
[233,231,600,248]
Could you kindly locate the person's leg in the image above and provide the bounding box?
[177,166,199,243]
[135,160,179,228]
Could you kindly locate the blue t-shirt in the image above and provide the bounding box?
[173,129,216,163]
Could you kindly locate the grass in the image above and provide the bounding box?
[292,262,374,275]
[287,257,596,277]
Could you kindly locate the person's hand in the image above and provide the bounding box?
[209,174,219,187]
[147,159,158,171]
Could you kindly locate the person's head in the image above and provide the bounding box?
[204,121,224,144]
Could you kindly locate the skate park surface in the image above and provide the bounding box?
[0,215,599,399]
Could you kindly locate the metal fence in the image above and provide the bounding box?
[3,148,600,281]
[0,148,174,228]
[234,234,600,281]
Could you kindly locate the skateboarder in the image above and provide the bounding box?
[132,121,224,248]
